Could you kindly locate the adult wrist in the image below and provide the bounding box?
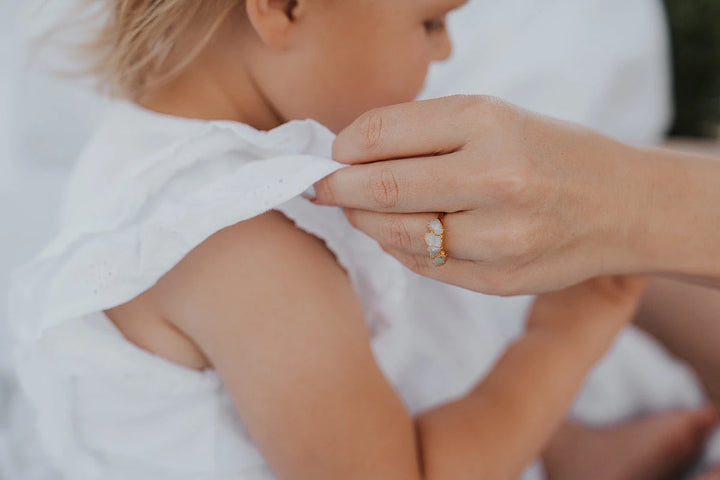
[583,139,653,278]
[625,145,720,282]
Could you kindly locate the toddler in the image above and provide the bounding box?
[10,1,716,479]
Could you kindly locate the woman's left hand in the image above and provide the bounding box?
[312,96,651,295]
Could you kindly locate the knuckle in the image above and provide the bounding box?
[487,223,533,263]
[380,217,413,251]
[475,96,518,132]
[447,94,476,108]
[486,168,533,203]
[475,94,502,107]
[368,168,400,209]
[462,95,504,114]
[452,94,485,120]
[357,109,384,151]
[477,95,512,116]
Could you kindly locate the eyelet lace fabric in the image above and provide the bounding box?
[7,101,543,479]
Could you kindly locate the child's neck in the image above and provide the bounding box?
[139,62,284,131]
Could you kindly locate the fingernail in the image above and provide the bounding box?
[301,185,317,200]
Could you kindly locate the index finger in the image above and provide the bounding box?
[313,152,476,213]
[332,95,479,165]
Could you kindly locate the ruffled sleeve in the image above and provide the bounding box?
[8,101,417,382]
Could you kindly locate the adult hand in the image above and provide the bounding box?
[313,95,720,295]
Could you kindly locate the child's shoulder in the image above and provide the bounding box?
[153,209,345,309]
[108,209,357,370]
[15,102,349,348]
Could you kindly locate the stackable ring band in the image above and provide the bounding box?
[425,213,448,266]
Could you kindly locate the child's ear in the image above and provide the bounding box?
[245,0,304,49]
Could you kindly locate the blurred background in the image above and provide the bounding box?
[0,0,718,477]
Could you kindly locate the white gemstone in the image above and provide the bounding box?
[425,233,442,248]
[428,246,442,256]
[433,255,447,266]
[429,219,444,235]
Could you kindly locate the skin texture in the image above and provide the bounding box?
[636,278,720,410]
[312,96,720,295]
[103,1,720,478]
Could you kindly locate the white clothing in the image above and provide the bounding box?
[3,2,711,478]
[9,101,541,479]
[8,97,712,479]
[0,0,673,376]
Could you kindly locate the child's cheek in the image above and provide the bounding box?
[389,59,431,103]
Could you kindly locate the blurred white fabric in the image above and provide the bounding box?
[0,0,108,375]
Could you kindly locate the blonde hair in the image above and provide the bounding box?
[63,0,239,99]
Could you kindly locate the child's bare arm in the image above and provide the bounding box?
[149,210,646,480]
[151,210,422,480]
[416,276,648,480]
[635,277,720,407]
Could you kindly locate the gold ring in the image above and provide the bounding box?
[425,213,447,266]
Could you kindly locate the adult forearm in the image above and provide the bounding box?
[629,146,720,288]
[414,327,613,480]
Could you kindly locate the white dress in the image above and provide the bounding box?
[5,3,710,478]
[9,101,546,479]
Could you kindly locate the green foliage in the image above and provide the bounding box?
[663,0,720,138]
